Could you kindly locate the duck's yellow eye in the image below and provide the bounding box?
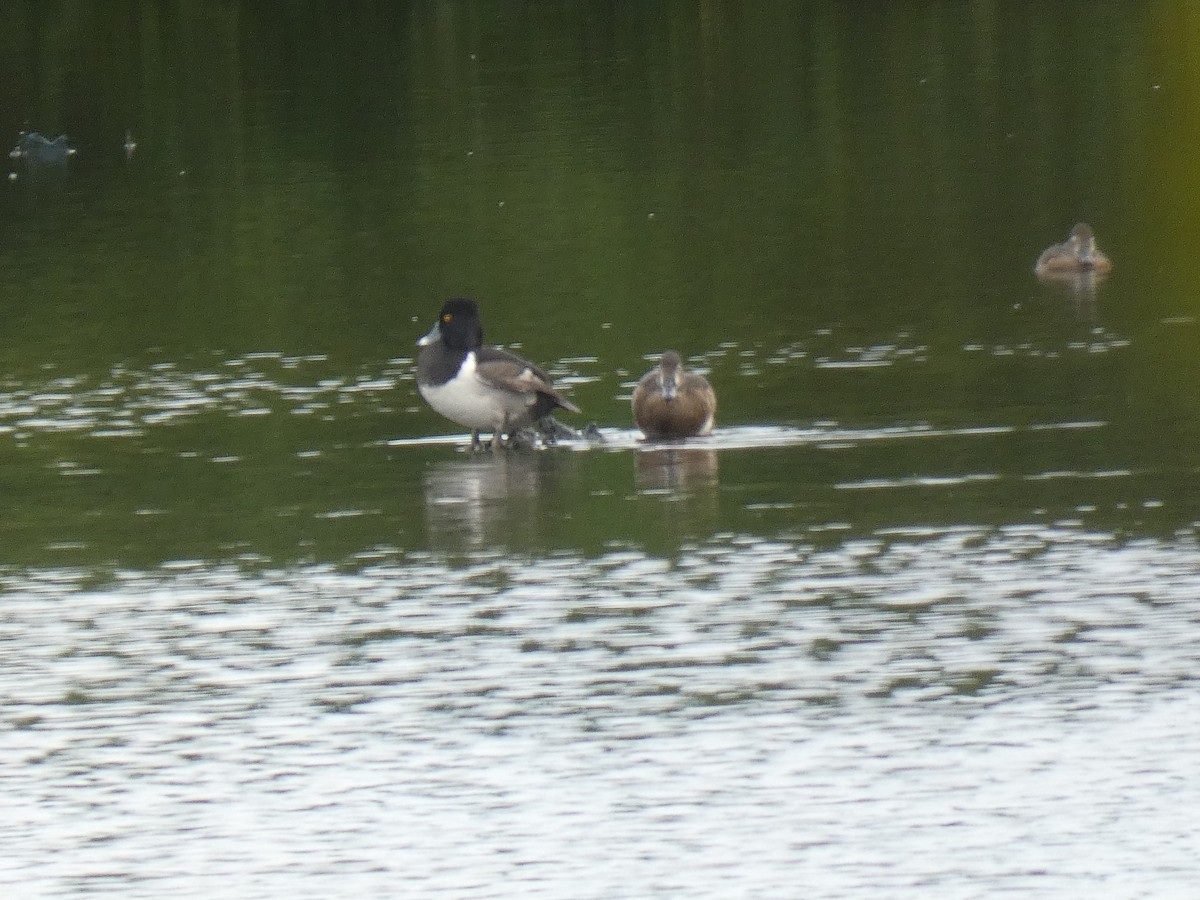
[442,313,453,323]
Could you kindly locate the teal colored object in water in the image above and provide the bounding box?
[8,131,75,169]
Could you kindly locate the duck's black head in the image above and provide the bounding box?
[421,297,484,353]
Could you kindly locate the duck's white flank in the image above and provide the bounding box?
[417,352,534,432]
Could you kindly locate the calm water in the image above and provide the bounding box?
[4,2,1200,897]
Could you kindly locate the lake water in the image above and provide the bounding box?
[4,2,1200,897]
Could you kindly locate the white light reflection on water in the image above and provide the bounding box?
[3,525,1200,898]
[0,326,1128,443]
[390,420,1106,454]
[0,355,409,438]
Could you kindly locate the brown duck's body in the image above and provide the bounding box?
[632,351,716,440]
[1035,223,1112,277]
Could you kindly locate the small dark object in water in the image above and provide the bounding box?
[536,415,606,445]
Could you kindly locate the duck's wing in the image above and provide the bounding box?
[475,346,580,413]
[1034,243,1065,275]
[632,367,660,395]
[683,372,717,430]
[682,371,717,402]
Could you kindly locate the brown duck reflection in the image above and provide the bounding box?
[634,447,719,492]
[1035,267,1106,319]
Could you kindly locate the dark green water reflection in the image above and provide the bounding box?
[3,1,1200,567]
[8,10,1200,897]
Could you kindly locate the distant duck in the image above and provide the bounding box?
[1035,223,1112,277]
[8,132,76,169]
[632,351,716,440]
[416,297,579,449]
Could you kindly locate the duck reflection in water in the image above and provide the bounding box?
[635,447,719,492]
[423,452,565,549]
[1034,223,1112,309]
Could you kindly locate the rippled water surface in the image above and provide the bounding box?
[6,2,1200,898]
[7,524,1200,898]
[5,343,1200,898]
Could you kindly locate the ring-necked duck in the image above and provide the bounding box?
[632,351,716,440]
[417,298,579,449]
[1035,223,1112,277]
